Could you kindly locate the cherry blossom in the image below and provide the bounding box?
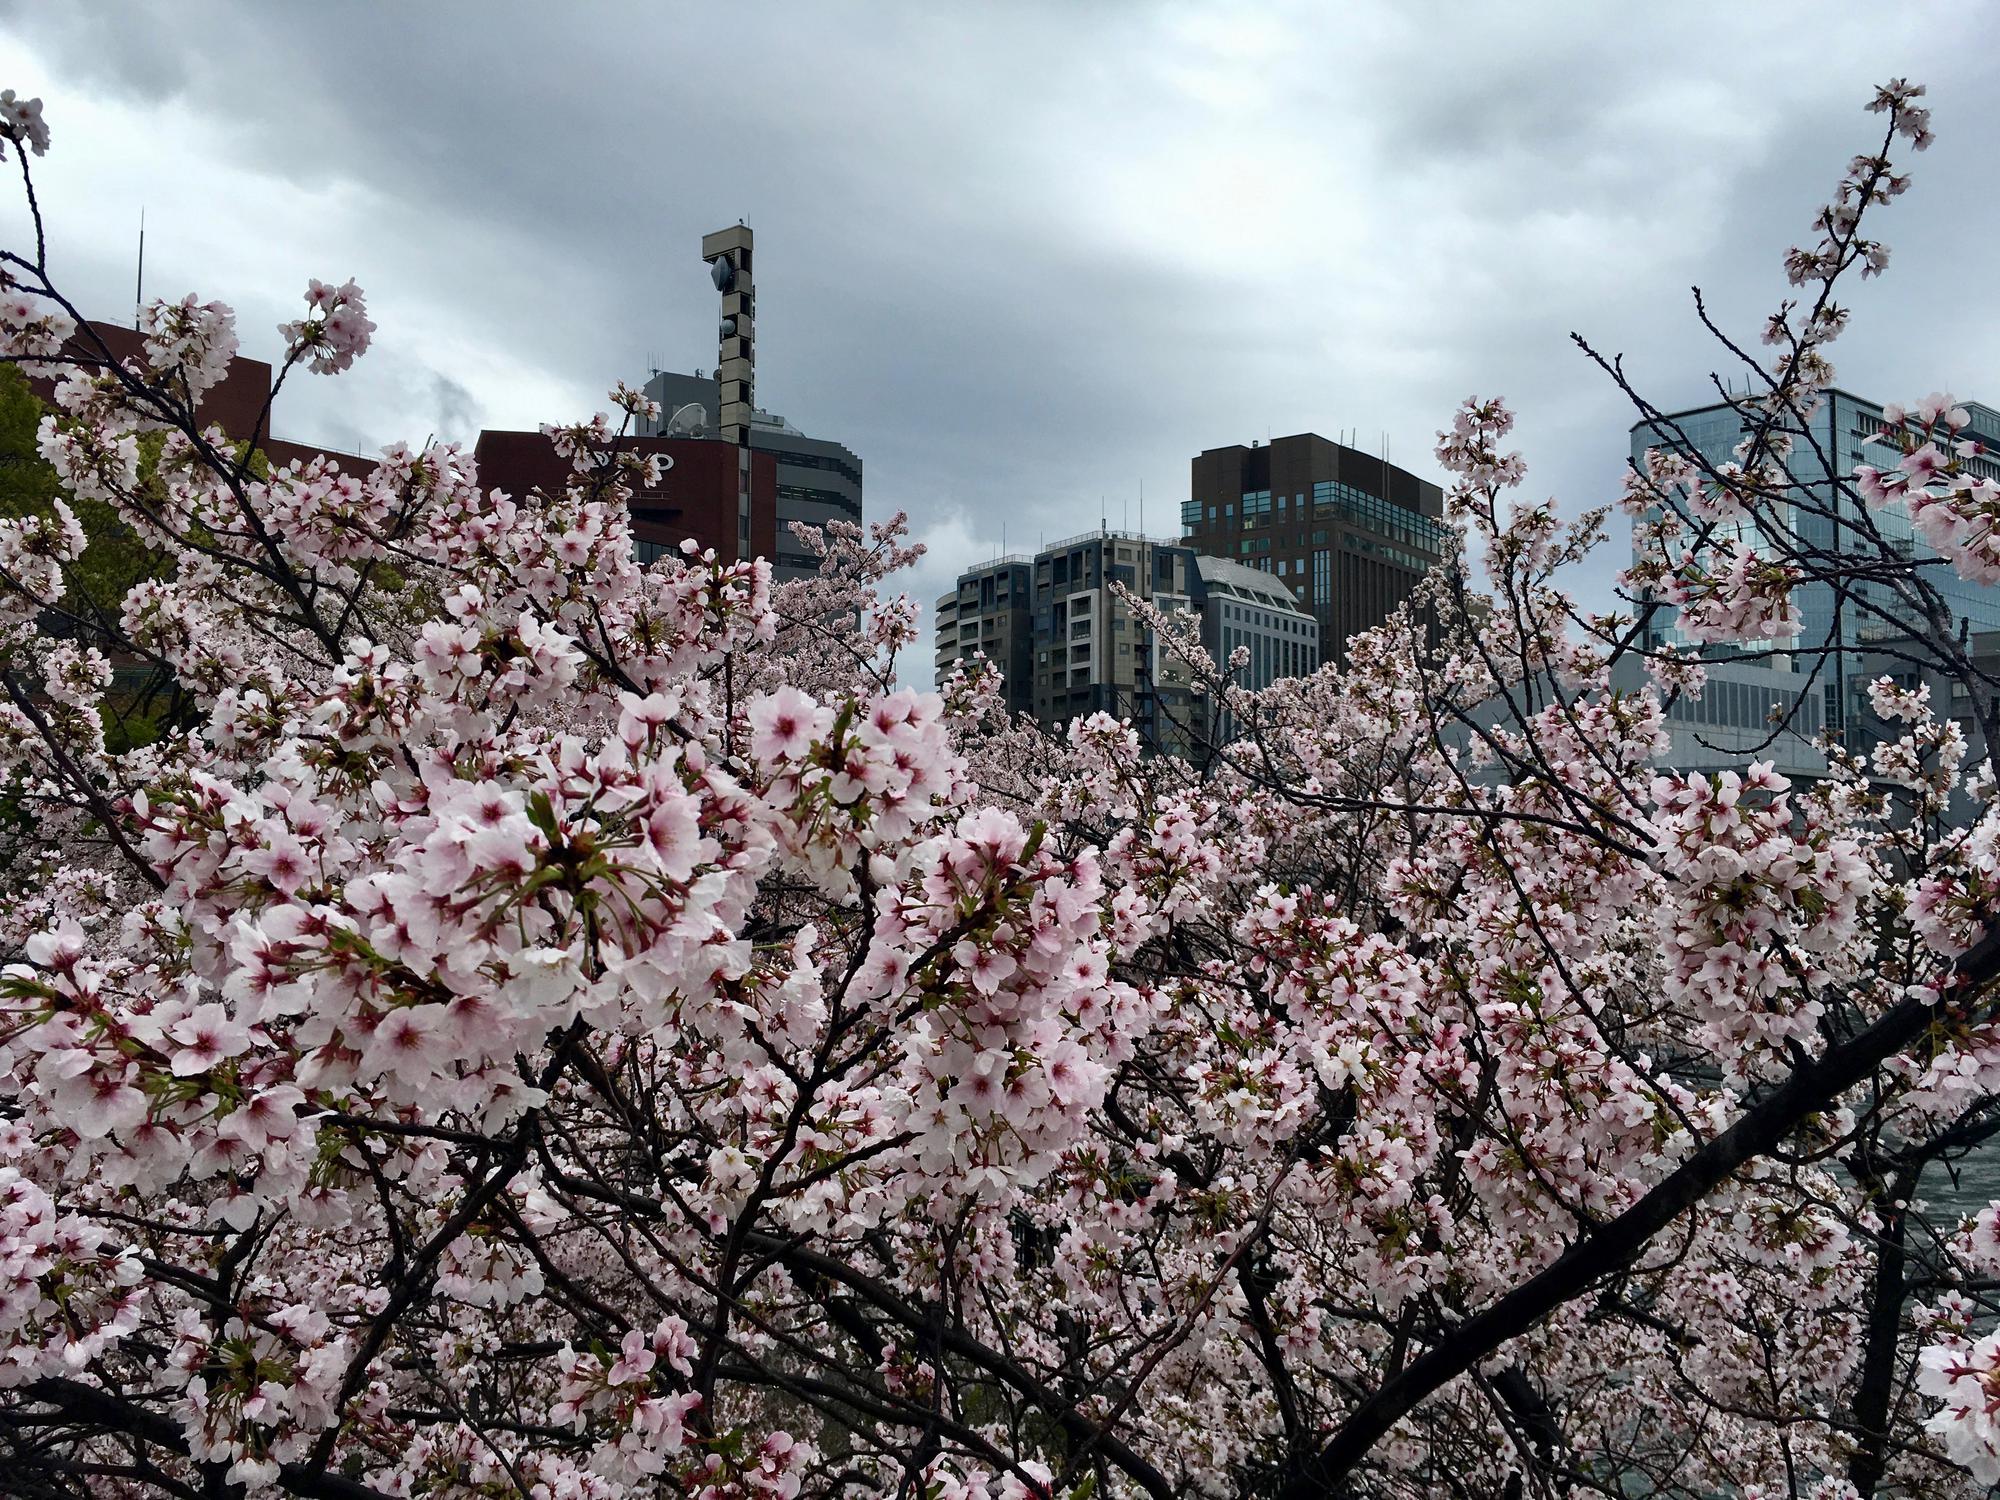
[1,73,1999,1500]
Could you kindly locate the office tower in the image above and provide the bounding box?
[1196,555,1321,689]
[1194,554,1322,748]
[934,532,1321,758]
[1629,391,2000,760]
[1183,433,1448,665]
[934,556,1035,716]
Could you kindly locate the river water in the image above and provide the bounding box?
[1925,1147,2000,1225]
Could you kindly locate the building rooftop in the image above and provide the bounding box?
[1627,389,2000,433]
[1039,526,1184,554]
[1195,554,1314,615]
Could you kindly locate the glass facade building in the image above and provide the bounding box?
[1631,389,2000,751]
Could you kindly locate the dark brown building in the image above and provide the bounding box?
[27,320,375,475]
[471,430,777,567]
[37,321,775,566]
[1183,434,1447,664]
[26,320,274,440]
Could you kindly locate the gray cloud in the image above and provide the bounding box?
[428,372,481,445]
[5,0,1998,653]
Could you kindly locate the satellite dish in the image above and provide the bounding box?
[709,256,735,293]
[719,315,737,339]
[666,402,709,437]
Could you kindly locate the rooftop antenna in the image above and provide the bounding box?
[133,207,145,328]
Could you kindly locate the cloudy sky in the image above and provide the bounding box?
[6,1,1999,647]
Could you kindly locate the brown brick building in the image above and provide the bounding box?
[33,321,775,564]
[1183,434,1447,664]
[27,320,375,476]
[471,430,776,567]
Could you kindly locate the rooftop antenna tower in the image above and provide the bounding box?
[133,208,145,328]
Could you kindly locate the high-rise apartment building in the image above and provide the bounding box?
[933,533,1321,758]
[1027,530,1203,757]
[933,556,1035,715]
[1629,391,2000,756]
[1182,434,1448,665]
[934,530,1204,756]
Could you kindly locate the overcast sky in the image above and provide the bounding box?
[6,1,2000,651]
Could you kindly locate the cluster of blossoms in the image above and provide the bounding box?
[1918,1334,2000,1485]
[0,89,48,158]
[1655,545,1806,645]
[0,1164,143,1386]
[0,285,76,375]
[141,294,241,402]
[1854,393,2000,583]
[4,74,2000,1500]
[1649,762,1871,1066]
[278,277,374,375]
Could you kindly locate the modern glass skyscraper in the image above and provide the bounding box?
[1630,389,2000,750]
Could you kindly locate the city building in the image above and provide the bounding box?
[1606,654,1831,784]
[1629,391,2000,772]
[1182,433,1449,665]
[1195,554,1321,748]
[933,534,1322,758]
[639,371,861,581]
[471,429,777,567]
[933,556,1034,715]
[27,320,375,475]
[483,224,797,572]
[934,529,1203,756]
[1028,530,1202,757]
[1197,554,1320,687]
[636,224,863,583]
